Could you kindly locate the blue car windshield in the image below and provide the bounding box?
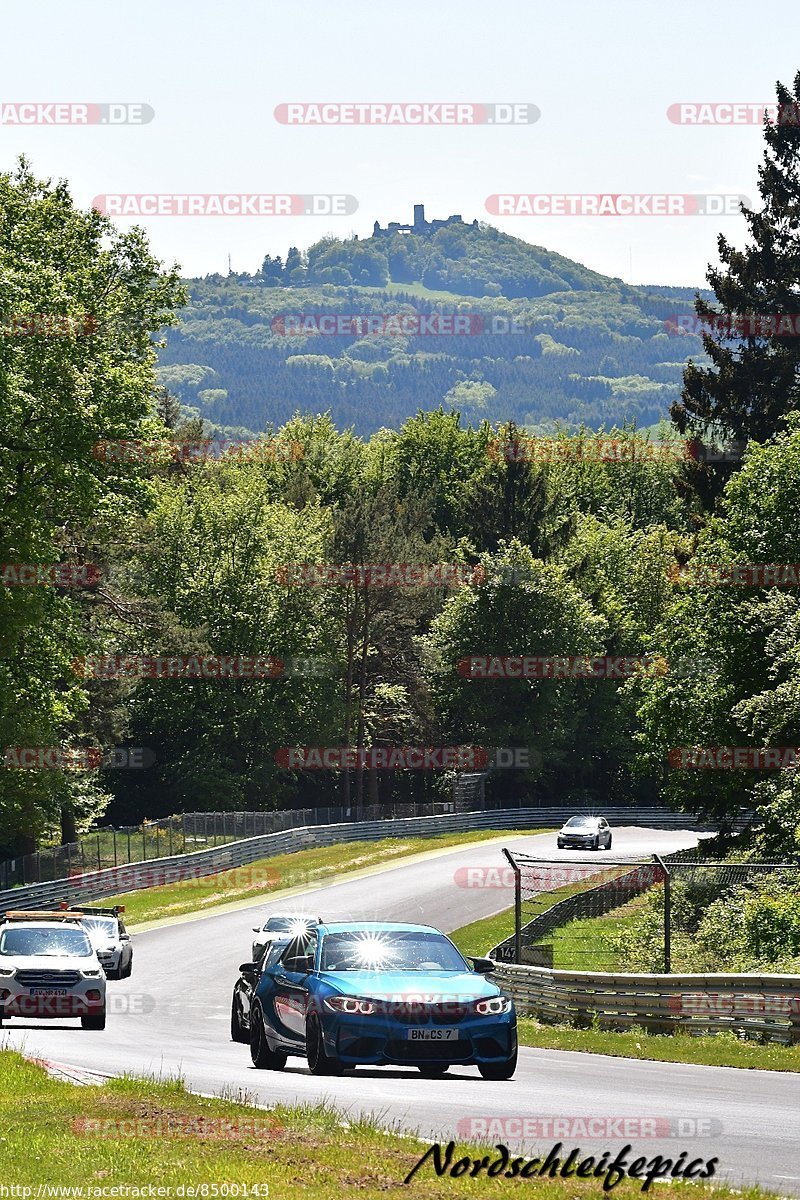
[320,930,467,972]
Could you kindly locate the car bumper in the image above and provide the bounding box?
[0,985,106,1018]
[322,1011,517,1066]
[558,836,598,846]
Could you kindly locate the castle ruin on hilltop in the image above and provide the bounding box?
[372,204,478,238]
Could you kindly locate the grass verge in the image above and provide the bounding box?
[516,1019,800,1071]
[106,829,551,927]
[0,1050,773,1198]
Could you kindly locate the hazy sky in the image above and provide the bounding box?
[2,0,799,286]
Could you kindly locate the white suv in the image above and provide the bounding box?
[0,911,107,1029]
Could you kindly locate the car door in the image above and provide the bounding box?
[243,938,286,1026]
[117,919,132,970]
[262,933,316,1046]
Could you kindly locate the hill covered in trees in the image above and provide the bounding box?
[157,213,712,438]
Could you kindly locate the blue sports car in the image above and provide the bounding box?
[236,920,517,1079]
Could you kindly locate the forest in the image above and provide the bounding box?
[3,68,800,869]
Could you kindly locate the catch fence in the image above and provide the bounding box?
[496,851,799,973]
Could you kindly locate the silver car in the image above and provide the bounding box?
[70,906,133,979]
[557,815,613,851]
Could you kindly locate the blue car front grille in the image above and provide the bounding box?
[381,1001,471,1024]
[387,1038,472,1062]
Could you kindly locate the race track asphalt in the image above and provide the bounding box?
[3,826,799,1194]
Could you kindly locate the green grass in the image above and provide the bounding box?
[517,1019,800,1071]
[356,281,476,303]
[107,829,549,927]
[0,1050,776,1198]
[449,904,517,958]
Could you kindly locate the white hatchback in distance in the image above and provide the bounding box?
[251,913,321,962]
[0,911,107,1029]
[557,815,613,851]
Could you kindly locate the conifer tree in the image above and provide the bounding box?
[672,73,800,489]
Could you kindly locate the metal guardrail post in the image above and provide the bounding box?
[503,848,522,964]
[654,854,671,973]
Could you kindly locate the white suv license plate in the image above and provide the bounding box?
[406,1028,458,1041]
[30,988,68,996]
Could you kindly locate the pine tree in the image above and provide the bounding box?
[672,73,800,478]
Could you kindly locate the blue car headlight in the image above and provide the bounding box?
[474,996,513,1016]
[324,995,377,1015]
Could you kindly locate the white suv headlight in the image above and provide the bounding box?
[0,967,15,977]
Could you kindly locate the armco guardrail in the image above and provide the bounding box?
[0,807,709,913]
[491,962,800,1043]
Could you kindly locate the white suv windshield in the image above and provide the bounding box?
[565,818,596,828]
[0,927,94,957]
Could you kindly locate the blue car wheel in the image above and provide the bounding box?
[306,1013,345,1076]
[250,1002,287,1071]
[478,1044,518,1080]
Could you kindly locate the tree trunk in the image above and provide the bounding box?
[61,805,78,846]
